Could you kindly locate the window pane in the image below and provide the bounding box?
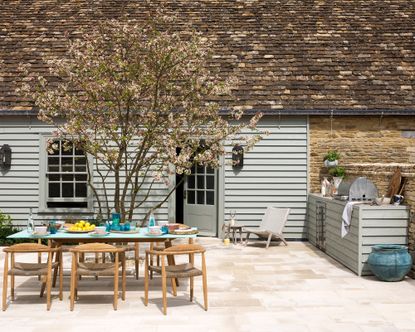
[206,191,214,205]
[48,183,60,198]
[48,157,59,172]
[48,141,60,156]
[61,142,73,155]
[197,191,205,204]
[197,164,204,174]
[187,190,195,204]
[61,157,73,172]
[62,183,74,197]
[75,147,84,155]
[206,176,214,189]
[188,175,195,189]
[62,174,73,181]
[75,183,87,197]
[190,165,195,175]
[75,174,87,181]
[75,157,87,172]
[197,176,205,189]
[206,166,214,174]
[49,174,59,181]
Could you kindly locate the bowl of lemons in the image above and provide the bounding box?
[66,220,96,233]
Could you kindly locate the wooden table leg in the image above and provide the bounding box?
[239,227,243,244]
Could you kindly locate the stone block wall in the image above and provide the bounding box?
[309,116,415,276]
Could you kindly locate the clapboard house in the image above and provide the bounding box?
[0,0,414,242]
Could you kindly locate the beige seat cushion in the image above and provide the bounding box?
[9,262,58,276]
[149,263,203,278]
[77,262,121,276]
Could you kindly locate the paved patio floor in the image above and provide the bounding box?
[1,238,415,332]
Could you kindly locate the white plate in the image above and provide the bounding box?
[31,232,50,237]
[146,232,163,236]
[89,232,110,237]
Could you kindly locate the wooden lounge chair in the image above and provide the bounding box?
[144,243,208,315]
[2,243,62,311]
[69,243,126,311]
[244,207,290,248]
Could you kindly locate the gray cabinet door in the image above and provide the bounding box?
[184,165,217,236]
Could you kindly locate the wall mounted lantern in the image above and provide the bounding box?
[0,144,12,170]
[232,144,244,169]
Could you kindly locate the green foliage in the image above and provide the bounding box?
[329,166,346,178]
[323,150,341,161]
[0,210,19,245]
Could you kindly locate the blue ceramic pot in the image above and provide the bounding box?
[368,245,412,282]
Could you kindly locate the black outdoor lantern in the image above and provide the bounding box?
[232,144,244,168]
[0,144,12,170]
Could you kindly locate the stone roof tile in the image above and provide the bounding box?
[0,0,414,113]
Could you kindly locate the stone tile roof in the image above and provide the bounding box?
[1,0,414,113]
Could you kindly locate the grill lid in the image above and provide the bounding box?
[337,176,378,201]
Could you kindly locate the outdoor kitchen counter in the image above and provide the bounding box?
[307,193,410,276]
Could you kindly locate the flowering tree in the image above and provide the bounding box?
[21,17,263,224]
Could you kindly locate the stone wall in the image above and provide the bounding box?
[309,116,415,276]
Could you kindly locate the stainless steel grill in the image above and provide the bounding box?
[336,176,378,201]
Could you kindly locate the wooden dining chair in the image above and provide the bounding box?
[144,243,208,315]
[2,243,62,311]
[69,243,126,311]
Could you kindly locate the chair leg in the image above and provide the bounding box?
[52,247,60,288]
[70,253,76,311]
[279,234,288,246]
[38,239,42,281]
[10,274,14,301]
[40,276,46,298]
[122,253,126,301]
[149,243,154,280]
[171,278,177,296]
[144,253,149,306]
[134,243,139,280]
[46,253,52,311]
[95,253,99,280]
[2,252,8,311]
[266,233,273,249]
[189,251,194,301]
[161,258,167,315]
[190,277,194,302]
[202,253,208,311]
[59,250,63,301]
[113,253,119,311]
[245,232,250,246]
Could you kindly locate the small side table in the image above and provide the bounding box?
[223,225,243,244]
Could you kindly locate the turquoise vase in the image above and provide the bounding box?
[368,245,412,282]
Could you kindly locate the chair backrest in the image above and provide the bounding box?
[3,243,58,253]
[151,244,205,256]
[260,207,290,234]
[69,242,125,253]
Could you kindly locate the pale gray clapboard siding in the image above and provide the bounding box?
[0,116,169,227]
[225,116,308,240]
[307,194,410,276]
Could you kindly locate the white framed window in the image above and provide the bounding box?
[39,135,93,212]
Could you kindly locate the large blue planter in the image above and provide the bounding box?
[368,245,412,282]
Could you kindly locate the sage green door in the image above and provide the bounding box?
[183,165,217,236]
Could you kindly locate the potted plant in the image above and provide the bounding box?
[323,150,341,168]
[329,166,345,195]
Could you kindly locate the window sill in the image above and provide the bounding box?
[37,208,94,215]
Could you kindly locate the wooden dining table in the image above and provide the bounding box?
[8,228,198,285]
[8,228,197,244]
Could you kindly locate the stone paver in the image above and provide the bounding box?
[1,238,415,332]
